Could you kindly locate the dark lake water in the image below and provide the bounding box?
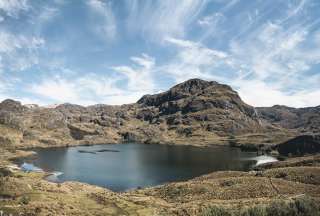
[22,143,272,192]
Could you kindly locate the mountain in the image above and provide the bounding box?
[257,105,320,134]
[136,79,280,142]
[0,78,317,149]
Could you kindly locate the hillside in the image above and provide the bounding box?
[0,78,317,149]
[257,105,320,134]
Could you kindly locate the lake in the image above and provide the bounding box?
[22,143,275,192]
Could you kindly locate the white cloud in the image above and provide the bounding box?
[27,59,158,106]
[87,0,117,41]
[28,75,124,105]
[126,0,209,40]
[131,54,155,70]
[0,0,29,18]
[229,21,318,87]
[0,56,3,73]
[112,53,156,92]
[0,72,21,102]
[163,37,228,82]
[26,53,157,106]
[162,10,318,108]
[0,31,45,71]
[35,6,59,23]
[225,19,320,107]
[280,0,308,23]
[157,16,320,108]
[198,13,224,27]
[166,37,227,60]
[235,79,320,108]
[0,31,44,53]
[30,78,79,103]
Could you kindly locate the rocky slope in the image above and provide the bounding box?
[257,105,320,134]
[0,78,317,149]
[137,79,265,135]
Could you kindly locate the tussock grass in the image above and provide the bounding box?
[202,196,320,216]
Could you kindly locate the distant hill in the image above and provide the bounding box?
[257,105,320,134]
[0,78,318,149]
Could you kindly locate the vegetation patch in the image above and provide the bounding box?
[201,196,320,216]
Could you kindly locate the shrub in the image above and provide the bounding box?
[265,196,320,216]
[241,205,266,216]
[293,196,320,216]
[201,196,320,216]
[220,180,236,187]
[275,171,288,178]
[0,168,12,177]
[240,144,259,152]
[266,200,298,216]
[202,206,232,216]
[228,135,238,148]
[0,173,4,194]
[229,140,238,147]
[20,195,31,205]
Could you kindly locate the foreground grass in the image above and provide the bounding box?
[202,196,320,216]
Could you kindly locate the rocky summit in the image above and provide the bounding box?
[0,78,318,149]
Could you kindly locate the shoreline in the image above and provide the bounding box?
[6,143,279,193]
[1,146,319,215]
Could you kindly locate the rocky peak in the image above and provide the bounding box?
[137,78,235,107]
[170,78,218,95]
[135,78,260,130]
[56,103,84,109]
[0,99,25,112]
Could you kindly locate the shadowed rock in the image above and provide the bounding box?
[277,134,320,156]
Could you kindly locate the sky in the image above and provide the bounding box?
[0,0,320,107]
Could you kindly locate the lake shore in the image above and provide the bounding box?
[12,144,263,191]
[1,145,320,215]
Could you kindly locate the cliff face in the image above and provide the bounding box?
[0,79,317,149]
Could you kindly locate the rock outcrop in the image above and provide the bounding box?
[137,79,275,138]
[277,134,320,156]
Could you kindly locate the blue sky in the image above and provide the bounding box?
[0,0,320,107]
